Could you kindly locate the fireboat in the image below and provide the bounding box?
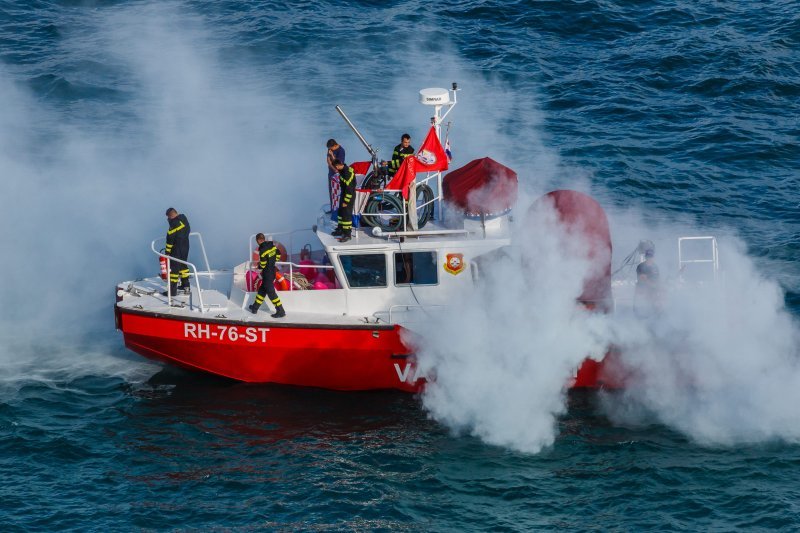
[114,85,721,391]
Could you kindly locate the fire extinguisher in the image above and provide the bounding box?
[159,252,168,280]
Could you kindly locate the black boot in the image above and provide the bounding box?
[271,306,286,318]
[331,227,343,237]
[339,232,351,243]
[248,304,259,314]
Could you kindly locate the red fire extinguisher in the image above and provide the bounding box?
[159,255,168,280]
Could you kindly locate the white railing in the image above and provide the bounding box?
[245,261,336,292]
[387,304,447,325]
[151,232,211,312]
[356,172,442,232]
[678,236,719,281]
[246,231,335,291]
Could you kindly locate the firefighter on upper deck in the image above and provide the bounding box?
[248,233,286,318]
[163,207,191,297]
[331,159,355,243]
[382,133,414,177]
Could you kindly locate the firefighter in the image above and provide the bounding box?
[331,159,355,242]
[248,233,286,318]
[163,207,191,297]
[383,133,414,177]
[634,245,662,318]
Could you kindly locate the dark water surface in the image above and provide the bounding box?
[6,370,800,531]
[1,0,799,530]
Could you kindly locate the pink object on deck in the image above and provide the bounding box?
[245,270,261,292]
[299,259,317,281]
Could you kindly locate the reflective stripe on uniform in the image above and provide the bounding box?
[340,169,355,186]
[260,246,277,268]
[167,221,186,235]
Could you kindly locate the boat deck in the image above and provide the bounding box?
[116,276,385,327]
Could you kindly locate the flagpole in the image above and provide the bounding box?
[432,113,443,225]
[431,83,458,222]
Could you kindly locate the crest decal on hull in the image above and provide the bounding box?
[444,253,466,275]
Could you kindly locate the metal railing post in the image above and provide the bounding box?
[151,239,207,313]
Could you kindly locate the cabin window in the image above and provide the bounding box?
[339,254,387,288]
[394,252,438,286]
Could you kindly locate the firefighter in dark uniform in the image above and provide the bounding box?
[163,207,191,297]
[634,246,661,318]
[383,133,414,177]
[331,159,355,242]
[248,233,286,318]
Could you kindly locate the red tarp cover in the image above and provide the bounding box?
[442,157,518,215]
[528,190,613,311]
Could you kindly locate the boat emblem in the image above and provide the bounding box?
[416,149,437,166]
[444,253,466,275]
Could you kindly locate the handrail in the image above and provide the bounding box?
[356,171,442,232]
[152,232,212,272]
[387,304,447,325]
[371,227,472,238]
[150,239,208,312]
[246,228,321,270]
[678,236,719,281]
[244,226,334,292]
[245,260,335,292]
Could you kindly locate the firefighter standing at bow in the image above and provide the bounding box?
[163,207,191,297]
[248,233,286,318]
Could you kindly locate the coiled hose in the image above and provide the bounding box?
[362,192,405,231]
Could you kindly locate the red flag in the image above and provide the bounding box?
[387,126,449,199]
[350,161,372,175]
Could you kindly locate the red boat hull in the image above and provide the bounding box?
[117,309,621,391]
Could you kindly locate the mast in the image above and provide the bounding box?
[418,83,458,222]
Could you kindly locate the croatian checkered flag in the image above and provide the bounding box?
[354,189,370,215]
[329,173,340,213]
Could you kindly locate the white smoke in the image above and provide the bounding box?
[604,231,800,445]
[412,194,800,452]
[412,194,611,453]
[0,3,323,388]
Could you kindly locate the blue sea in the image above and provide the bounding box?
[1,0,799,530]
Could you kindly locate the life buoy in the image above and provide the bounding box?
[274,272,291,291]
[275,241,288,263]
